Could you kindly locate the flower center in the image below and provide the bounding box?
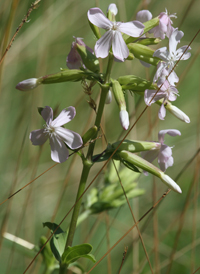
[44,124,56,137]
[111,22,118,31]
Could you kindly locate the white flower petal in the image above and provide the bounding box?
[118,21,144,37]
[112,31,129,61]
[153,47,169,61]
[29,129,48,145]
[144,89,165,105]
[51,107,76,127]
[158,129,181,143]
[169,29,184,55]
[158,103,166,120]
[95,30,113,58]
[176,46,191,60]
[158,145,173,171]
[87,8,112,30]
[55,127,83,149]
[41,106,53,125]
[49,135,69,163]
[141,149,159,164]
[136,10,152,23]
[168,71,179,86]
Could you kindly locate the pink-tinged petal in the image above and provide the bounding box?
[158,103,166,120]
[49,135,69,163]
[51,107,76,127]
[136,10,152,23]
[169,29,184,55]
[158,145,173,171]
[41,106,53,125]
[112,31,129,61]
[55,127,83,149]
[166,25,174,38]
[153,47,169,61]
[29,129,48,146]
[176,46,191,60]
[119,110,129,130]
[87,8,112,30]
[153,62,166,82]
[95,31,113,58]
[118,21,144,37]
[66,44,82,69]
[141,149,159,164]
[144,89,165,105]
[140,60,151,67]
[168,71,179,86]
[16,78,39,91]
[158,129,181,143]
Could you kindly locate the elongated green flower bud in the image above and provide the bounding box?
[76,44,100,73]
[118,150,182,193]
[118,75,157,91]
[38,69,102,85]
[137,37,161,46]
[111,139,160,152]
[82,126,98,144]
[128,43,160,66]
[111,79,129,130]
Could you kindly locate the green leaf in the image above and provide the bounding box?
[43,222,67,262]
[62,243,96,265]
[92,151,113,162]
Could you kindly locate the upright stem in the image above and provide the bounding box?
[59,52,114,274]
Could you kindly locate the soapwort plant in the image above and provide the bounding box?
[14,3,193,273]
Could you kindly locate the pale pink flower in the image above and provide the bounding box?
[145,76,179,120]
[30,106,83,163]
[67,37,93,69]
[87,7,144,61]
[142,129,181,172]
[150,9,176,39]
[153,28,191,85]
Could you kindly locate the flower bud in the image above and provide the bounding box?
[111,79,129,130]
[166,103,190,123]
[105,90,112,104]
[76,44,99,73]
[119,110,129,130]
[88,20,101,40]
[111,139,160,153]
[16,78,40,91]
[82,126,98,144]
[160,173,182,193]
[107,3,118,21]
[39,69,99,85]
[118,150,182,193]
[128,43,160,66]
[118,74,157,92]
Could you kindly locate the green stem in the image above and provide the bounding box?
[59,52,114,274]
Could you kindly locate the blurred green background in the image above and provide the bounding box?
[0,0,199,273]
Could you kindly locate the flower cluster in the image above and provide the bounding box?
[16,3,191,195]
